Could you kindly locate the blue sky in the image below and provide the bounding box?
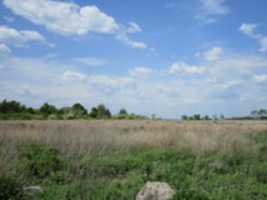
[1,0,267,118]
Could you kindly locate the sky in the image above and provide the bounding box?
[0,0,267,118]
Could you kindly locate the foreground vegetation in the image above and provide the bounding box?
[1,120,267,199]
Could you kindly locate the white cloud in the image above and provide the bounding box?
[254,74,267,82]
[127,22,142,33]
[0,25,53,47]
[0,43,12,54]
[203,46,223,61]
[4,0,147,49]
[73,57,108,67]
[116,32,147,49]
[218,80,242,89]
[239,23,260,39]
[129,67,153,78]
[200,0,229,15]
[197,0,229,23]
[63,70,86,81]
[130,41,147,49]
[169,62,208,75]
[2,51,267,118]
[259,37,267,53]
[3,0,119,36]
[239,23,267,53]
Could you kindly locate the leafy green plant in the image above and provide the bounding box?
[21,143,65,180]
[0,176,24,200]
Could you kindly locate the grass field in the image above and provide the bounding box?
[1,120,267,199]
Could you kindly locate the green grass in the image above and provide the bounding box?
[2,132,267,199]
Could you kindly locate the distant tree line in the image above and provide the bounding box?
[181,109,267,121]
[250,109,267,120]
[181,114,225,121]
[0,100,147,120]
[1,99,266,121]
[227,109,267,120]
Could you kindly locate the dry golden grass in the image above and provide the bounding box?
[1,120,267,156]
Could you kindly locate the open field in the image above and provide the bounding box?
[1,120,267,199]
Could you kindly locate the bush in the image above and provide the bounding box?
[254,163,267,184]
[21,144,65,180]
[0,176,24,200]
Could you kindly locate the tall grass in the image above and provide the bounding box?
[1,120,266,154]
[1,120,267,199]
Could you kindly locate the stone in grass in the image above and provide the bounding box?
[136,181,175,200]
[23,186,44,194]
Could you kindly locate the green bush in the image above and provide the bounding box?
[0,176,24,200]
[253,163,267,184]
[21,144,65,180]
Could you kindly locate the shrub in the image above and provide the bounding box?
[21,143,65,180]
[0,176,24,200]
[39,103,58,115]
[254,163,267,184]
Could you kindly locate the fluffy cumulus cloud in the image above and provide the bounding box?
[239,23,260,39]
[0,26,47,43]
[3,0,147,49]
[203,47,223,61]
[127,22,142,33]
[3,0,119,36]
[129,67,153,78]
[116,35,147,49]
[169,62,207,75]
[254,74,267,82]
[63,70,87,82]
[73,57,108,67]
[0,25,53,51]
[239,23,267,53]
[0,43,12,54]
[197,0,230,23]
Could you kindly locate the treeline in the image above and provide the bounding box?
[182,109,267,121]
[181,114,225,121]
[225,109,267,120]
[0,100,147,120]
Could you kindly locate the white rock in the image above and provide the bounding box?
[136,182,175,200]
[23,186,43,194]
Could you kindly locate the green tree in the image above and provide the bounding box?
[193,114,201,120]
[97,104,111,119]
[72,103,87,116]
[119,108,128,115]
[251,109,267,119]
[182,115,188,120]
[89,107,98,118]
[0,99,26,113]
[39,103,58,115]
[203,115,211,120]
[26,107,36,114]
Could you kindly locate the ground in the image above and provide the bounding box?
[1,120,267,199]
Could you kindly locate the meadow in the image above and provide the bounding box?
[1,120,267,199]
